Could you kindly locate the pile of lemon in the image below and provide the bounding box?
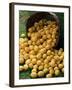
[19,19,64,78]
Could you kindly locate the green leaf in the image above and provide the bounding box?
[19,68,32,79]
